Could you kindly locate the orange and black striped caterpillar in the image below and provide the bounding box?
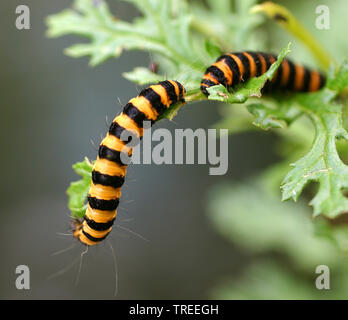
[72,51,325,246]
[72,80,185,246]
[201,51,325,95]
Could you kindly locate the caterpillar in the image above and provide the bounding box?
[72,80,185,246]
[200,51,325,95]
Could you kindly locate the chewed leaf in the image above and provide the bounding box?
[207,43,291,103]
[67,157,93,219]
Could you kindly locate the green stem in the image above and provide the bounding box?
[185,88,206,102]
[158,88,206,121]
[251,1,337,71]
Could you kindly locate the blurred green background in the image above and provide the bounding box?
[1,0,348,299]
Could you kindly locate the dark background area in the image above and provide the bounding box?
[0,0,291,299]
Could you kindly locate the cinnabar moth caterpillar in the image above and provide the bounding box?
[72,80,185,246]
[200,51,326,95]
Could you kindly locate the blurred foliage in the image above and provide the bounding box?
[251,1,335,70]
[46,0,348,299]
[208,176,348,299]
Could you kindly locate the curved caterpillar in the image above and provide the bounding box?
[200,51,325,95]
[72,80,185,246]
[72,52,325,246]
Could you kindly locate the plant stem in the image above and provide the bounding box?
[185,88,206,102]
[251,1,336,71]
[158,88,206,121]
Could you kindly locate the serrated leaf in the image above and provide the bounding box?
[66,158,93,219]
[46,0,183,67]
[46,0,208,76]
[281,62,348,218]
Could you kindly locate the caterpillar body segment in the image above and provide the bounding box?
[72,80,186,246]
[200,51,326,95]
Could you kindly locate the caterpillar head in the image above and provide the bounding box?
[71,218,102,246]
[71,219,83,241]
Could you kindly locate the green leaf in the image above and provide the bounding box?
[244,93,304,130]
[46,0,206,74]
[122,67,165,85]
[46,0,263,88]
[208,178,348,299]
[250,1,335,70]
[206,43,291,103]
[66,158,93,219]
[247,103,284,129]
[212,260,337,300]
[326,62,348,92]
[46,0,177,66]
[281,62,348,218]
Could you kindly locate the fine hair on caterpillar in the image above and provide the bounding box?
[52,220,150,295]
[49,235,118,295]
